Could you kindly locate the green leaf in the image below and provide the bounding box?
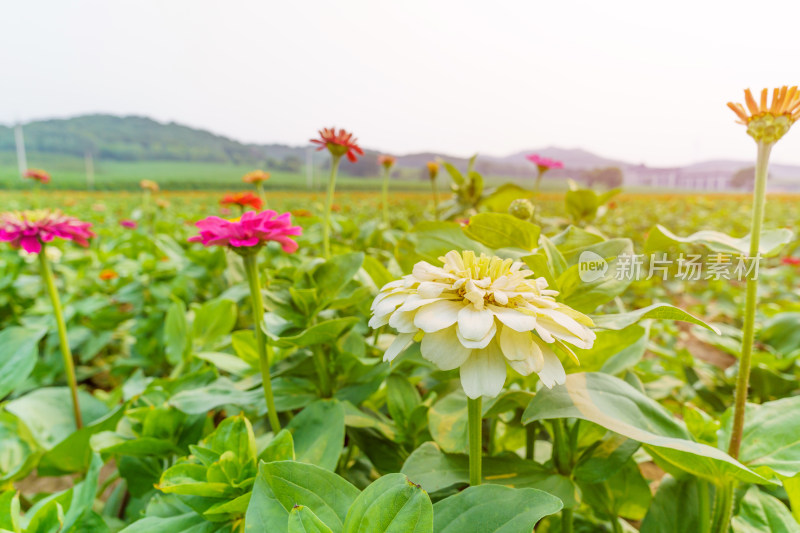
[260,429,295,463]
[521,253,558,292]
[579,460,651,520]
[428,391,469,454]
[645,224,794,258]
[192,298,237,349]
[732,486,800,533]
[522,372,768,485]
[462,213,540,251]
[263,461,360,532]
[386,375,421,435]
[164,299,189,365]
[640,476,702,533]
[0,490,20,532]
[432,484,562,533]
[195,351,253,376]
[0,412,41,483]
[570,325,648,375]
[231,330,261,369]
[479,183,534,213]
[287,399,345,471]
[61,453,104,532]
[343,473,433,533]
[401,442,578,508]
[405,221,490,269]
[275,318,360,349]
[313,252,365,304]
[441,162,464,185]
[565,189,601,224]
[290,505,334,533]
[591,303,720,334]
[573,434,640,483]
[718,396,800,479]
[0,326,46,399]
[557,238,634,312]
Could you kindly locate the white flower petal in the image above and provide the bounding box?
[460,342,507,398]
[384,333,415,363]
[368,313,390,329]
[420,327,472,370]
[457,306,494,341]
[536,340,566,388]
[413,299,462,333]
[490,305,536,332]
[456,320,496,349]
[373,292,408,316]
[498,325,533,361]
[418,281,448,299]
[388,309,418,333]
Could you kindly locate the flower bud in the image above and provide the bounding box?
[508,198,535,220]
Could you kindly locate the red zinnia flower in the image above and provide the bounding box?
[525,154,564,172]
[24,168,51,184]
[310,128,364,162]
[378,155,396,169]
[221,192,263,211]
[0,210,94,254]
[782,257,800,266]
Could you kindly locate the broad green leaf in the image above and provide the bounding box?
[441,161,464,185]
[343,473,433,533]
[428,391,469,454]
[573,434,640,483]
[169,379,261,415]
[290,505,334,533]
[0,490,20,532]
[386,375,421,435]
[313,252,365,304]
[287,399,345,471]
[0,326,46,399]
[479,183,534,213]
[204,492,252,522]
[521,252,558,292]
[263,461,360,532]
[400,442,578,508]
[275,318,359,349]
[260,429,295,463]
[565,188,601,224]
[591,303,720,333]
[231,330,261,369]
[640,476,702,533]
[783,475,800,524]
[645,224,794,258]
[61,453,104,532]
[550,226,605,261]
[245,463,289,531]
[462,213,540,251]
[718,396,800,478]
[522,372,767,485]
[405,221,490,269]
[732,486,800,533]
[192,298,237,349]
[195,351,253,376]
[569,325,648,375]
[0,413,40,483]
[362,255,394,291]
[164,299,189,365]
[557,238,634,312]
[432,484,562,533]
[579,460,651,520]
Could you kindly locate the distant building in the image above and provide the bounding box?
[624,165,731,190]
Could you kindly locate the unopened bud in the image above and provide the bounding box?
[509,198,535,220]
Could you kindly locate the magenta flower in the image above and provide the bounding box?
[188,210,302,253]
[0,210,94,254]
[525,154,564,171]
[120,219,137,229]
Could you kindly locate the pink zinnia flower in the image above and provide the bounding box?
[782,256,800,266]
[120,219,137,229]
[525,154,564,171]
[0,210,94,254]
[24,168,51,184]
[188,210,302,253]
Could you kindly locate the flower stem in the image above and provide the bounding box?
[534,173,543,195]
[430,178,439,220]
[381,166,390,225]
[256,182,266,210]
[698,480,711,533]
[242,253,281,433]
[710,482,734,533]
[728,141,772,460]
[39,248,82,429]
[312,344,332,398]
[467,397,482,486]
[322,155,342,259]
[561,508,574,533]
[525,422,537,460]
[551,419,570,476]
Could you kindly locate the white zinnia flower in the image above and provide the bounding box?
[370,250,596,399]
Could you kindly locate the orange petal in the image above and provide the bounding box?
[744,89,759,115]
[760,88,768,112]
[727,102,750,122]
[770,87,781,113]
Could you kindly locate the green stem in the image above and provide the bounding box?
[322,155,342,259]
[430,179,439,220]
[525,422,537,460]
[39,248,83,429]
[552,420,570,476]
[611,517,623,533]
[256,182,266,210]
[711,482,734,533]
[242,253,281,433]
[312,345,332,397]
[561,508,574,533]
[698,480,711,533]
[381,166,390,225]
[467,397,482,486]
[728,140,772,461]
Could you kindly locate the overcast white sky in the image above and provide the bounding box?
[3,0,800,166]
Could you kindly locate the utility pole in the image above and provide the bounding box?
[14,123,28,179]
[85,150,95,190]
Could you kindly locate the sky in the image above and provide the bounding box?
[3,0,800,166]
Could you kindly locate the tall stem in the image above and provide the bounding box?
[256,182,266,210]
[322,155,342,259]
[381,166,390,225]
[534,173,543,194]
[552,419,573,533]
[39,248,82,429]
[430,179,439,220]
[525,422,537,460]
[467,397,482,486]
[728,141,771,459]
[312,344,332,398]
[242,253,281,433]
[710,482,734,533]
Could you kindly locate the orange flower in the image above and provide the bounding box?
[140,179,159,192]
[243,170,270,184]
[99,269,118,281]
[426,161,439,180]
[220,192,263,210]
[378,155,396,169]
[291,209,313,218]
[311,128,364,162]
[727,86,800,143]
[24,168,50,184]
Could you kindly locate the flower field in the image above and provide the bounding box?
[2,113,800,533]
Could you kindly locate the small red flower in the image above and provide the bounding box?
[378,155,396,169]
[243,170,270,184]
[782,257,800,266]
[99,269,118,281]
[311,128,364,162]
[525,154,564,173]
[24,169,51,184]
[221,192,263,211]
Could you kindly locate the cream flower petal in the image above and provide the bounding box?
[373,292,408,317]
[456,320,496,349]
[417,281,449,299]
[534,337,566,388]
[413,299,462,332]
[388,309,418,333]
[384,333,415,363]
[460,341,506,399]
[457,306,495,341]
[498,325,533,361]
[368,312,390,329]
[490,305,536,332]
[420,326,472,370]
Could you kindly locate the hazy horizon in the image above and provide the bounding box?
[4,0,800,166]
